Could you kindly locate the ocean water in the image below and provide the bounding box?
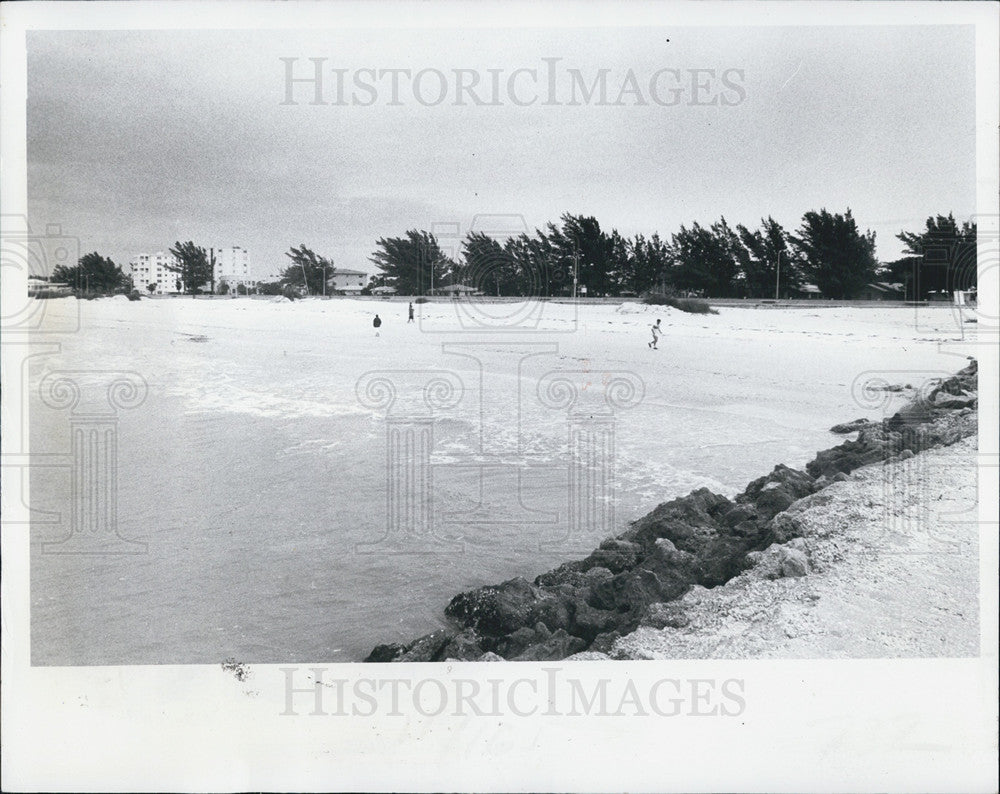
[29,387,745,664]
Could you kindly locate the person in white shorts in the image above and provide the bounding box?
[648,318,662,349]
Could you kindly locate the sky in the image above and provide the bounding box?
[27,25,977,280]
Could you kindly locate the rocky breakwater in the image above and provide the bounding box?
[364,360,978,663]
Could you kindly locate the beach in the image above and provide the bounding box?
[28,296,980,663]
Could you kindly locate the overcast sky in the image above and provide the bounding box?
[27,25,976,279]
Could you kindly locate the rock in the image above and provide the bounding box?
[364,643,406,663]
[570,598,620,641]
[477,652,505,662]
[589,568,680,615]
[765,513,806,545]
[534,561,586,587]
[746,543,810,580]
[641,601,691,629]
[780,548,809,578]
[739,465,816,520]
[581,539,642,573]
[496,625,545,659]
[830,418,872,434]
[832,472,850,483]
[583,566,615,585]
[440,629,485,662]
[588,631,623,654]
[721,503,758,528]
[785,537,808,553]
[564,651,611,661]
[512,629,587,661]
[396,629,456,662]
[528,593,575,633]
[445,576,538,636]
[899,449,915,461]
[697,535,756,587]
[626,488,731,553]
[932,391,976,410]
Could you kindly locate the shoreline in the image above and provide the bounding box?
[364,360,978,663]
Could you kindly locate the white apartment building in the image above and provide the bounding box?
[210,246,256,291]
[131,246,257,294]
[130,251,182,294]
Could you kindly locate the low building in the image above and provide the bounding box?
[793,283,822,299]
[28,277,72,296]
[329,269,369,294]
[858,282,904,301]
[439,284,480,297]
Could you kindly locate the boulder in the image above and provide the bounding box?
[583,566,615,586]
[830,418,872,434]
[581,538,642,573]
[739,465,816,520]
[364,643,406,663]
[588,631,622,654]
[477,652,505,662]
[440,629,485,662]
[535,560,586,587]
[745,543,810,580]
[780,547,810,578]
[496,625,545,659]
[932,391,976,410]
[721,503,758,528]
[626,488,731,553]
[765,512,806,545]
[512,629,587,661]
[528,593,575,633]
[589,567,681,615]
[569,598,621,641]
[445,576,538,636]
[396,629,456,662]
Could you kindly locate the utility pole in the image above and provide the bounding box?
[300,258,309,296]
[322,265,326,297]
[573,248,579,301]
[775,250,782,301]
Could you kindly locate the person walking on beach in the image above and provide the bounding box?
[373,314,382,336]
[648,318,662,349]
[408,302,414,323]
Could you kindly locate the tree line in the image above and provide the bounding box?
[368,210,978,300]
[44,211,976,301]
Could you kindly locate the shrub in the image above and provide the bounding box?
[414,296,430,304]
[128,290,142,301]
[642,293,672,306]
[642,292,718,314]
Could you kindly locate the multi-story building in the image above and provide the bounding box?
[210,246,256,292]
[130,251,182,294]
[329,269,370,294]
[131,246,258,294]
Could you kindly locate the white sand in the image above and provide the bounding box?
[611,437,979,659]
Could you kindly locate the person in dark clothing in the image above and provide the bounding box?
[408,302,414,323]
[373,314,382,336]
